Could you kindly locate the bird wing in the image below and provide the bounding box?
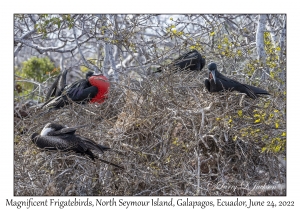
[42,79,89,110]
[41,95,68,110]
[45,74,61,100]
[51,127,77,136]
[33,135,78,151]
[173,50,203,70]
[79,136,110,153]
[32,134,123,169]
[200,57,206,71]
[72,86,98,102]
[51,124,88,136]
[56,69,68,97]
[174,50,198,62]
[204,79,211,92]
[215,73,257,99]
[65,79,94,101]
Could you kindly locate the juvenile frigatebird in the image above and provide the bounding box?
[31,122,124,169]
[45,69,68,101]
[42,71,110,110]
[155,50,206,72]
[204,62,270,99]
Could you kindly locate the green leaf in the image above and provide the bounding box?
[57,21,61,28]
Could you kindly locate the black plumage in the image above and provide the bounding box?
[204,62,270,99]
[31,123,123,169]
[42,71,98,110]
[45,69,68,100]
[155,50,206,72]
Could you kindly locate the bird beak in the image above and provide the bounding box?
[93,71,102,76]
[68,124,89,129]
[211,70,216,84]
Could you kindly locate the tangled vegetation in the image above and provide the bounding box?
[14,68,286,196]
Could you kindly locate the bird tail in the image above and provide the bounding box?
[81,137,110,153]
[96,157,124,169]
[81,138,123,169]
[244,84,270,95]
[41,96,68,111]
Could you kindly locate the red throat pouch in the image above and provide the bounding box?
[88,75,110,103]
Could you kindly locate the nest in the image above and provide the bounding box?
[14,70,286,196]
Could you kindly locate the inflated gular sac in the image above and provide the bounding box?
[42,71,110,110]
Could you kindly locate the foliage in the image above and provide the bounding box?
[229,99,286,154]
[17,57,58,82]
[34,14,74,38]
[15,57,58,100]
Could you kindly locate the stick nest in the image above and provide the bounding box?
[14,70,286,196]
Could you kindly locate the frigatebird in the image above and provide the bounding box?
[42,71,110,110]
[155,50,206,72]
[45,69,68,101]
[31,122,124,169]
[204,62,270,99]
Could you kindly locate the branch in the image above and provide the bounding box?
[14,37,67,54]
[194,148,201,195]
[14,29,37,57]
[72,25,100,73]
[256,15,267,63]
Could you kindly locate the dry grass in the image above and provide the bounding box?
[14,70,286,196]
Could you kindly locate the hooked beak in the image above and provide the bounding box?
[211,70,216,84]
[93,71,102,76]
[67,124,89,129]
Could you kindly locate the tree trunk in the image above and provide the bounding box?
[256,14,267,80]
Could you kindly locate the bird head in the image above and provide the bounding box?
[40,123,65,136]
[31,133,39,142]
[85,71,102,80]
[85,71,95,79]
[207,62,217,84]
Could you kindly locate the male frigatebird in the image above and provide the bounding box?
[204,62,270,99]
[31,122,123,169]
[42,71,110,110]
[155,50,206,72]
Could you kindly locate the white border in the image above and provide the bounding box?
[3,1,298,209]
